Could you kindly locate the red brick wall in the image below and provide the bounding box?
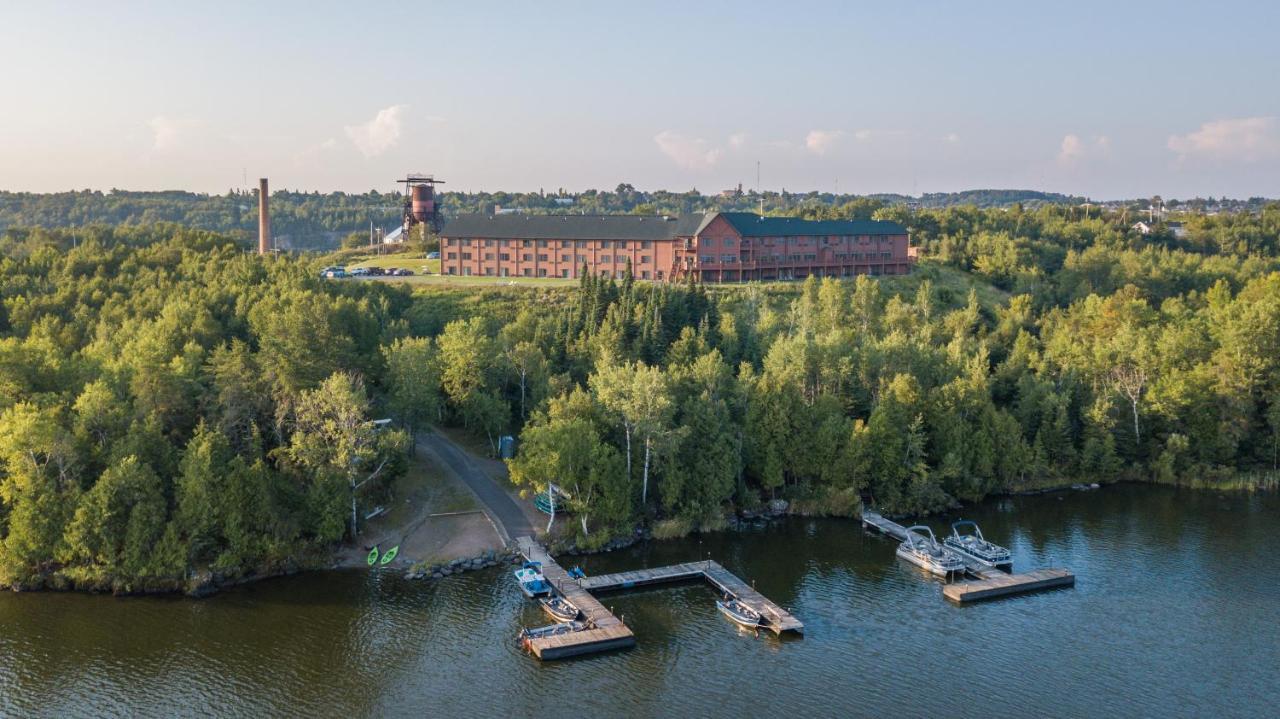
[440,236,678,281]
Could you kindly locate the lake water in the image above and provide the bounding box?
[2,484,1278,718]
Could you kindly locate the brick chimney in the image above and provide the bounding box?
[258,178,271,255]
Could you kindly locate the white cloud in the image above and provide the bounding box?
[345,105,406,158]
[1167,117,1280,162]
[1058,133,1110,165]
[654,130,722,170]
[805,129,845,155]
[943,132,960,144]
[728,131,748,149]
[149,115,180,151]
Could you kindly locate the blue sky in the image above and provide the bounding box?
[2,0,1278,199]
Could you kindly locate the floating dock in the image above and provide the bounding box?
[517,537,635,660]
[581,561,804,634]
[862,511,1074,603]
[516,537,801,660]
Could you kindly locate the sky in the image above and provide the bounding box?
[2,1,1279,200]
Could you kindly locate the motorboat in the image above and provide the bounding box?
[517,620,587,645]
[539,594,580,622]
[943,520,1012,569]
[896,525,965,577]
[514,561,551,598]
[715,597,762,629]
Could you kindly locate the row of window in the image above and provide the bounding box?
[697,251,895,264]
[700,235,898,248]
[444,238,655,249]
[445,266,664,280]
[446,253,653,264]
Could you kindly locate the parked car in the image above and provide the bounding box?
[396,269,415,276]
[349,267,370,277]
[426,251,440,260]
[320,266,346,278]
[367,267,385,276]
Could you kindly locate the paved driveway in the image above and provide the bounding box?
[416,432,535,544]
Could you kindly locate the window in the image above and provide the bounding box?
[724,238,735,247]
[447,267,456,275]
[537,240,548,248]
[561,269,570,278]
[561,254,570,262]
[484,239,495,247]
[500,240,509,248]
[537,254,548,262]
[575,240,586,248]
[461,252,472,260]
[642,240,651,249]
[601,255,611,263]
[461,239,471,246]
[538,268,548,277]
[484,267,494,276]
[500,253,510,261]
[523,268,532,277]
[881,252,891,260]
[446,252,457,260]
[804,253,816,261]
[640,255,650,264]
[522,253,532,261]
[464,267,472,276]
[721,254,737,263]
[522,240,532,248]
[641,270,650,279]
[484,253,494,260]
[657,271,665,280]
[701,255,716,264]
[501,268,509,277]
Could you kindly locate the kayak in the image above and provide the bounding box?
[367,547,379,566]
[380,545,399,565]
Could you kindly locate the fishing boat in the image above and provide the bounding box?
[896,525,965,577]
[943,520,1012,569]
[715,597,762,629]
[516,620,587,650]
[366,547,379,566]
[538,594,580,622]
[513,561,551,598]
[379,545,399,566]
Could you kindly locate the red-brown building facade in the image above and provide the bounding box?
[440,211,914,282]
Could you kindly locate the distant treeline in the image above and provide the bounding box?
[5,188,1275,244]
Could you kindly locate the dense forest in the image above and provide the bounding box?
[2,201,1280,592]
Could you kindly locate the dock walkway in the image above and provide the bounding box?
[583,561,804,634]
[861,511,1074,603]
[516,537,635,659]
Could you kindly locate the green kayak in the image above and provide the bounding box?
[380,545,399,565]
[367,547,379,566]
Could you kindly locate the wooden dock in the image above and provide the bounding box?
[861,511,1074,603]
[942,568,1075,603]
[582,561,804,635]
[516,537,635,660]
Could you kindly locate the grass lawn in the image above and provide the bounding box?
[345,253,441,274]
[375,274,577,288]
[374,448,479,531]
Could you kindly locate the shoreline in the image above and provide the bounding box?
[6,477,1274,598]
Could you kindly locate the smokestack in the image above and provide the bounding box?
[258,178,271,255]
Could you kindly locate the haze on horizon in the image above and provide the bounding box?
[2,0,1278,200]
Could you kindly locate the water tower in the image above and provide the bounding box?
[397,174,445,232]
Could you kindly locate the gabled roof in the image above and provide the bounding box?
[440,211,908,240]
[709,212,907,237]
[442,213,703,240]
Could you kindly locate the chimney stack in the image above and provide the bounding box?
[258,178,271,255]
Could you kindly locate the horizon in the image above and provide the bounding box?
[3,1,1279,199]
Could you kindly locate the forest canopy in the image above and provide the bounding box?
[2,201,1280,590]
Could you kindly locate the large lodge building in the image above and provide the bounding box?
[440,211,915,282]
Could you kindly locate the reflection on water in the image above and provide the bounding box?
[2,484,1278,718]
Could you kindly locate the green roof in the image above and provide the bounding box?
[442,211,906,240]
[711,212,906,237]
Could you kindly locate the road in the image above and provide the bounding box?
[416,431,535,544]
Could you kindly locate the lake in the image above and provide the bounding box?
[2,484,1277,718]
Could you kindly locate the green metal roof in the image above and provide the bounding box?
[441,211,906,240]
[711,212,907,237]
[442,213,701,240]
